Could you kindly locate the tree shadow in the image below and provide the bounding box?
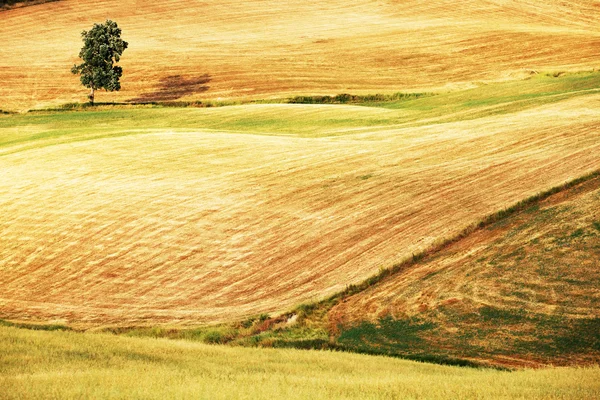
[129,74,211,102]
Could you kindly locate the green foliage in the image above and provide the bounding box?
[71,20,128,104]
[288,92,432,105]
[467,307,600,358]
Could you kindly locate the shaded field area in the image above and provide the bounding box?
[1,77,600,327]
[328,174,600,368]
[2,0,600,111]
[1,326,599,400]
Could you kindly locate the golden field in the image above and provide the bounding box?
[329,174,600,368]
[1,84,599,326]
[1,0,600,111]
[1,1,600,397]
[1,325,599,399]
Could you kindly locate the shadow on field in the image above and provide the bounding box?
[129,74,211,102]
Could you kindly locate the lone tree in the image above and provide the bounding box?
[71,20,128,105]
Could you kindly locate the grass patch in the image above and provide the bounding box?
[2,71,599,152]
[571,228,585,238]
[367,70,600,123]
[4,326,600,399]
[334,317,488,368]
[337,317,435,352]
[0,319,71,331]
[470,308,600,358]
[104,325,239,345]
[479,306,528,324]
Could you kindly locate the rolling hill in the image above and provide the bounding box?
[1,76,599,327]
[0,0,599,375]
[116,170,600,369]
[328,173,600,368]
[1,0,600,111]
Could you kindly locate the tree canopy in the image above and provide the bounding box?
[71,20,128,105]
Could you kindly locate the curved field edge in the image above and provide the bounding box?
[328,179,600,368]
[307,171,600,368]
[329,169,600,304]
[49,169,599,369]
[1,89,599,327]
[1,326,600,400]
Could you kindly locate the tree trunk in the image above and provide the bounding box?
[89,87,95,105]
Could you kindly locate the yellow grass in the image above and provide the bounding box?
[1,93,599,327]
[1,325,599,399]
[1,0,600,111]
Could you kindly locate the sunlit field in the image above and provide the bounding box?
[1,1,599,397]
[330,175,600,368]
[1,0,600,111]
[1,74,599,326]
[1,326,599,400]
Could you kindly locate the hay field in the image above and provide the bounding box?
[1,80,599,326]
[1,0,600,111]
[330,173,600,368]
[1,326,599,400]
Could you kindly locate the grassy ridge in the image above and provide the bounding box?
[2,325,600,399]
[1,71,599,151]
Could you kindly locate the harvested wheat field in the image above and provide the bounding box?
[330,173,600,368]
[1,0,600,111]
[1,85,599,326]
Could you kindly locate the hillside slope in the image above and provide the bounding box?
[329,174,600,368]
[1,0,600,111]
[1,86,599,326]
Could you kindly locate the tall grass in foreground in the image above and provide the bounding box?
[1,326,599,400]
